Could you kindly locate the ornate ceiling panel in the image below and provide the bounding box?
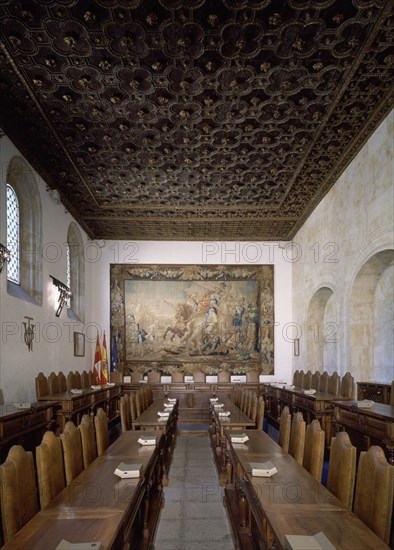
[0,0,393,240]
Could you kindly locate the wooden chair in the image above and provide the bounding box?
[303,370,312,390]
[135,392,142,417]
[60,421,84,485]
[327,372,340,396]
[289,412,306,465]
[48,372,60,395]
[292,370,299,386]
[302,419,325,481]
[74,371,82,389]
[35,372,49,399]
[88,371,95,386]
[94,408,109,456]
[279,406,291,453]
[146,385,153,406]
[36,431,66,509]
[58,371,67,392]
[294,370,304,388]
[120,394,131,433]
[320,371,329,393]
[256,396,265,430]
[66,371,77,392]
[81,370,89,389]
[0,445,38,543]
[249,393,257,423]
[340,372,354,398]
[240,389,246,412]
[79,414,98,468]
[311,371,320,392]
[130,393,137,429]
[327,431,356,510]
[353,445,394,545]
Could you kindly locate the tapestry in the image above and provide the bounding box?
[110,264,274,375]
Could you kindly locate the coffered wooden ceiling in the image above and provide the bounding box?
[0,1,393,241]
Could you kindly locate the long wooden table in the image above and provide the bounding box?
[224,430,390,550]
[133,398,178,486]
[262,383,351,447]
[333,400,394,464]
[0,401,56,462]
[1,430,165,550]
[209,397,256,483]
[38,384,122,432]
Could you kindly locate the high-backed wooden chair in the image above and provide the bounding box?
[295,370,305,388]
[302,419,325,481]
[249,393,257,423]
[58,371,67,392]
[340,372,354,398]
[48,372,60,395]
[81,370,89,389]
[36,431,66,509]
[146,384,153,405]
[94,408,109,456]
[120,394,131,433]
[88,371,95,386]
[279,406,291,453]
[78,414,98,468]
[327,431,356,510]
[303,370,312,390]
[66,371,77,392]
[35,372,49,399]
[60,421,84,485]
[320,371,329,393]
[327,372,340,396]
[135,392,142,417]
[256,396,265,430]
[311,371,320,392]
[289,412,306,465]
[353,445,394,545]
[0,445,38,543]
[130,393,137,429]
[292,370,299,386]
[74,371,82,389]
[239,389,246,411]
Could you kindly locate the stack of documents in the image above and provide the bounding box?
[138,433,157,446]
[230,432,249,443]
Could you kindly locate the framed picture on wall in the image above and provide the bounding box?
[74,332,85,357]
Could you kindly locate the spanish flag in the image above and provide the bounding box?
[93,334,101,384]
[101,332,109,384]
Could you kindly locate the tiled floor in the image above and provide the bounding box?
[153,431,236,550]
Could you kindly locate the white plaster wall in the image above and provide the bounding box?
[0,136,93,403]
[293,109,394,384]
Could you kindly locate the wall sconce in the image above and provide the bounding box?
[0,243,10,274]
[50,275,71,317]
[294,338,300,357]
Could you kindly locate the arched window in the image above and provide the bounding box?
[6,184,20,284]
[67,222,85,322]
[6,156,43,304]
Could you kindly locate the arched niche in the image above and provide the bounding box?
[306,286,339,374]
[350,249,393,381]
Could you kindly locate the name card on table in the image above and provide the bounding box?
[284,532,335,550]
[184,376,194,383]
[114,462,142,479]
[206,375,218,383]
[56,541,104,550]
[231,375,246,383]
[161,376,172,384]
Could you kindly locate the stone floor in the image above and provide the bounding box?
[153,430,236,550]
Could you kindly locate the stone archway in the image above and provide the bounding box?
[349,249,394,381]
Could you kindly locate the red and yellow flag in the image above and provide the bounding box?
[93,334,101,384]
[101,332,109,384]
